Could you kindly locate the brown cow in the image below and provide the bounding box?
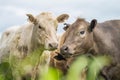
[49,31,86,80]
[49,24,84,76]
[49,26,74,75]
[60,18,120,80]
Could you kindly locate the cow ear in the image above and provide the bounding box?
[57,14,69,23]
[63,23,70,31]
[26,14,37,24]
[88,19,97,32]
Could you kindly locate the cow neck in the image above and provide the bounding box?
[29,24,44,53]
[90,30,101,56]
[86,32,97,55]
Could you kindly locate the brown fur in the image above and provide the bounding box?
[60,18,120,80]
[49,50,68,75]
[49,32,73,75]
[49,30,86,79]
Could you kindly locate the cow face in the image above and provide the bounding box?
[27,12,69,50]
[60,18,97,58]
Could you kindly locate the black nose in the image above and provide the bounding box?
[49,43,58,50]
[60,46,69,55]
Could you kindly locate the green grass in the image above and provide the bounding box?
[0,62,13,80]
[66,55,111,80]
[0,48,111,80]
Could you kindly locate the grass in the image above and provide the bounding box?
[0,48,111,80]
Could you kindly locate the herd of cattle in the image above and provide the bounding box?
[0,12,120,80]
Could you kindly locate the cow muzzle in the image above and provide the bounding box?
[48,43,58,50]
[60,45,73,58]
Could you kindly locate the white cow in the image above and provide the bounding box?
[0,12,69,59]
[0,26,23,61]
[0,12,69,80]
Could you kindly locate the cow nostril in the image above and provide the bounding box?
[49,43,58,49]
[49,43,53,48]
[64,47,68,50]
[64,46,68,51]
[61,46,69,54]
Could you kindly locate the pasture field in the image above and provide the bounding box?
[0,48,111,80]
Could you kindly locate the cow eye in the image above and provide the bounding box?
[80,31,85,35]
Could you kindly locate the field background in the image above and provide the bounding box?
[0,0,119,80]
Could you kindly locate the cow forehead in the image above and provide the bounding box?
[73,20,88,29]
[36,12,58,29]
[67,19,88,33]
[36,12,56,21]
[62,19,88,41]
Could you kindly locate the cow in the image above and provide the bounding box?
[0,12,69,80]
[49,24,86,80]
[0,12,69,59]
[60,18,120,80]
[49,24,77,75]
[0,26,23,61]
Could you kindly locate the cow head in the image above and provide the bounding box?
[60,18,97,58]
[26,12,69,50]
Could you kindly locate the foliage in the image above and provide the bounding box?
[8,47,44,80]
[0,49,111,80]
[66,55,111,80]
[86,55,111,80]
[0,62,13,80]
[66,55,89,80]
[40,67,62,80]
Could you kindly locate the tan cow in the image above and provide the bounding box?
[0,26,23,62]
[0,12,69,58]
[0,12,69,80]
